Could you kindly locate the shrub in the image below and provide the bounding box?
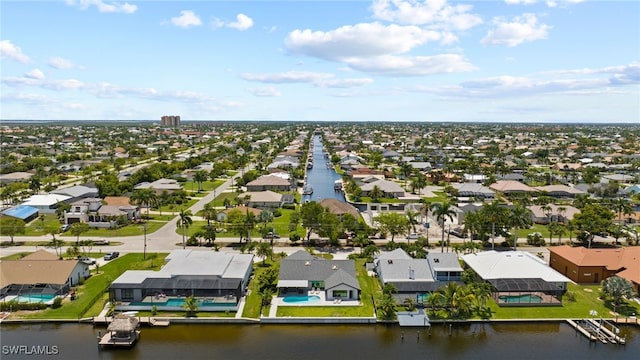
[0,302,48,311]
[151,305,158,316]
[526,232,546,247]
[51,296,63,309]
[565,291,577,302]
[272,209,283,217]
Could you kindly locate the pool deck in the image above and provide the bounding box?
[0,295,58,305]
[267,291,362,318]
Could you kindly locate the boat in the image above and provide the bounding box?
[334,179,343,191]
[303,184,314,195]
[98,314,141,349]
[307,162,313,169]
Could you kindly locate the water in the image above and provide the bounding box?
[498,294,543,304]
[2,294,57,304]
[1,322,637,359]
[282,295,321,304]
[303,135,345,203]
[129,298,235,307]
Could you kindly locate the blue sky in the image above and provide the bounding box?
[1,0,638,123]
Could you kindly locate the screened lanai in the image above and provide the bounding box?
[488,278,565,306]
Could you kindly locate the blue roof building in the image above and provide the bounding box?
[2,205,39,223]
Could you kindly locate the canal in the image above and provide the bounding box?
[1,322,637,359]
[303,134,345,203]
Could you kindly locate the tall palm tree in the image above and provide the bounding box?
[131,188,158,219]
[410,175,427,195]
[462,210,482,246]
[430,200,457,253]
[481,200,505,250]
[201,202,218,227]
[610,197,633,227]
[508,205,532,250]
[177,209,193,249]
[399,162,413,189]
[193,170,208,192]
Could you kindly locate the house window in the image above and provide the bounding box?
[333,290,348,298]
[121,288,133,300]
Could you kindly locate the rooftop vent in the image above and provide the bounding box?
[305,261,310,266]
[434,258,439,263]
[332,265,338,270]
[387,260,393,264]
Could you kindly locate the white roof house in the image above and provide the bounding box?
[461,251,570,284]
[21,194,72,213]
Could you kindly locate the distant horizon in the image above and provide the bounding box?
[2,1,638,122]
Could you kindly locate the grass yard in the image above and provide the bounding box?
[275,259,378,318]
[489,284,640,319]
[20,253,167,320]
[242,261,277,318]
[78,220,167,237]
[158,199,199,213]
[24,214,61,236]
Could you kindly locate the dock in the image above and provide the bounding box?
[566,319,626,345]
[98,330,141,347]
[94,316,170,327]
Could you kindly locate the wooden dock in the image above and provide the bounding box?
[98,330,141,348]
[566,319,626,345]
[94,316,170,327]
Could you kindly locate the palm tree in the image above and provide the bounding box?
[201,202,218,227]
[610,197,633,227]
[131,188,158,219]
[255,241,273,263]
[369,185,383,202]
[430,201,457,253]
[399,162,413,189]
[601,276,635,313]
[410,175,427,195]
[182,295,199,317]
[243,210,257,243]
[69,222,89,244]
[481,201,505,250]
[431,282,475,318]
[193,170,208,192]
[548,221,563,246]
[508,205,532,250]
[177,209,193,249]
[566,219,577,245]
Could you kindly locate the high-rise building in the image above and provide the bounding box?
[160,115,181,127]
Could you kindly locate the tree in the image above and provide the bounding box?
[410,175,427,195]
[48,238,65,258]
[508,205,532,250]
[572,203,614,242]
[430,201,457,252]
[374,212,408,242]
[182,294,199,317]
[29,176,41,194]
[405,209,419,236]
[255,241,273,263]
[430,282,476,319]
[301,201,324,245]
[130,188,158,219]
[352,234,371,253]
[399,162,413,189]
[610,197,633,227]
[480,201,506,250]
[201,202,218,227]
[69,222,90,244]
[177,209,193,249]
[548,221,564,246]
[55,201,71,221]
[0,217,25,244]
[601,276,636,312]
[193,170,208,192]
[377,284,397,320]
[369,185,383,202]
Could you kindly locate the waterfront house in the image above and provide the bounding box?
[549,245,640,293]
[0,249,89,300]
[243,191,284,210]
[374,249,463,303]
[277,250,361,301]
[318,198,359,220]
[20,194,72,214]
[109,250,254,312]
[461,251,571,306]
[246,175,293,192]
[360,179,405,198]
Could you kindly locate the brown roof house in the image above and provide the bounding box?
[489,180,538,195]
[0,250,90,299]
[246,175,293,192]
[549,245,640,293]
[319,198,359,220]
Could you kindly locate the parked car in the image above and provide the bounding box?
[77,256,96,265]
[263,232,280,239]
[60,224,71,232]
[104,252,119,261]
[92,239,110,245]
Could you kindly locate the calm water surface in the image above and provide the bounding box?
[1,322,637,360]
[303,135,345,203]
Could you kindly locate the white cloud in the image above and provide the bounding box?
[228,14,254,31]
[240,71,334,84]
[240,71,374,88]
[247,87,281,97]
[370,0,483,31]
[48,56,80,69]
[66,0,137,14]
[481,14,550,47]
[213,13,254,31]
[505,0,537,5]
[25,69,45,80]
[347,54,476,76]
[171,10,202,28]
[41,79,85,91]
[286,23,444,61]
[0,40,30,63]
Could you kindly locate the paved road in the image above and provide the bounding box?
[0,165,250,256]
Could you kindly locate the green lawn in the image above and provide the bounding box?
[77,221,167,237]
[24,214,61,236]
[276,259,378,317]
[183,179,224,192]
[21,253,167,319]
[242,261,276,318]
[489,284,640,319]
[158,199,199,213]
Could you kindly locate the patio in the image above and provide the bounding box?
[277,291,361,307]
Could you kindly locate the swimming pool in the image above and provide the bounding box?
[5,294,57,304]
[498,294,543,304]
[282,295,321,304]
[129,298,236,307]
